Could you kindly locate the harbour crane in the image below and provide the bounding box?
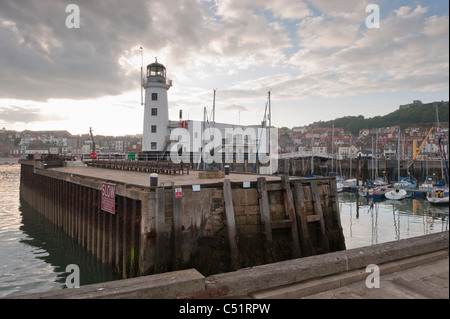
[412,127,434,161]
[89,127,96,153]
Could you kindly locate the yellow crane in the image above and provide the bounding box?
[412,127,434,161]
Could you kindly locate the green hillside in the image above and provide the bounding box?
[311,101,449,135]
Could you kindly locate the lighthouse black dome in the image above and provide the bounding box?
[147,59,166,78]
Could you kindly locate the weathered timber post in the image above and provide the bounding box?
[172,184,183,270]
[292,181,315,256]
[281,176,302,258]
[310,181,330,253]
[139,190,155,276]
[257,177,274,263]
[223,179,240,270]
[155,187,166,273]
[328,180,346,251]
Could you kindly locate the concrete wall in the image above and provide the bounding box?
[10,231,448,299]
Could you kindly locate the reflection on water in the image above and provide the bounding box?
[339,192,449,249]
[0,165,120,298]
[19,200,122,289]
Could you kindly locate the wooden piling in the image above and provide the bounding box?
[115,195,121,274]
[122,196,129,278]
[310,181,330,253]
[292,181,315,256]
[281,176,302,258]
[172,185,183,270]
[223,179,240,270]
[155,188,166,273]
[257,177,274,263]
[130,199,137,277]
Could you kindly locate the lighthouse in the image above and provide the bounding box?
[142,58,172,157]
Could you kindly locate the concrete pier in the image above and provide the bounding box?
[18,159,346,280]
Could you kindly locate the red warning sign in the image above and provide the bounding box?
[101,183,116,214]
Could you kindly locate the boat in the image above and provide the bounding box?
[393,175,417,190]
[358,186,374,197]
[372,176,389,187]
[426,105,449,205]
[385,188,408,200]
[418,176,436,190]
[332,173,345,192]
[358,186,387,200]
[343,178,358,192]
[426,186,449,204]
[336,181,344,192]
[419,177,446,190]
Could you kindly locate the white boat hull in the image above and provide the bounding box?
[427,196,449,204]
[426,187,449,204]
[385,189,407,200]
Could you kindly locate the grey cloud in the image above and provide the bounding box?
[0,105,66,123]
[0,0,151,101]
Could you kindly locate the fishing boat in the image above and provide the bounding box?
[426,186,449,204]
[385,188,408,200]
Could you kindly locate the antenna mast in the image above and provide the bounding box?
[212,89,216,123]
[140,46,144,106]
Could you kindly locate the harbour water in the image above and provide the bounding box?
[0,164,448,298]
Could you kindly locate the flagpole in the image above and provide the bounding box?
[140,46,144,106]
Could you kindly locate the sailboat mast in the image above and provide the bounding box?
[140,46,144,106]
[212,89,216,123]
[436,104,444,181]
[371,135,374,181]
[332,123,334,172]
[397,126,400,182]
[268,90,271,129]
[311,126,314,175]
[268,90,271,157]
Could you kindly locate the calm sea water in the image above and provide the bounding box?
[0,164,121,298]
[0,164,448,298]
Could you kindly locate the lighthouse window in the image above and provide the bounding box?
[151,125,157,133]
[151,142,157,150]
[152,93,158,101]
[151,108,157,116]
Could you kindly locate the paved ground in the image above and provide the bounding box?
[52,165,281,187]
[246,250,449,299]
[303,257,449,299]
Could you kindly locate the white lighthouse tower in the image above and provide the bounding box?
[142,58,172,158]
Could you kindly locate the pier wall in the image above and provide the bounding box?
[10,231,448,299]
[19,160,346,279]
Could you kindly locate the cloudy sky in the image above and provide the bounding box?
[0,0,448,136]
